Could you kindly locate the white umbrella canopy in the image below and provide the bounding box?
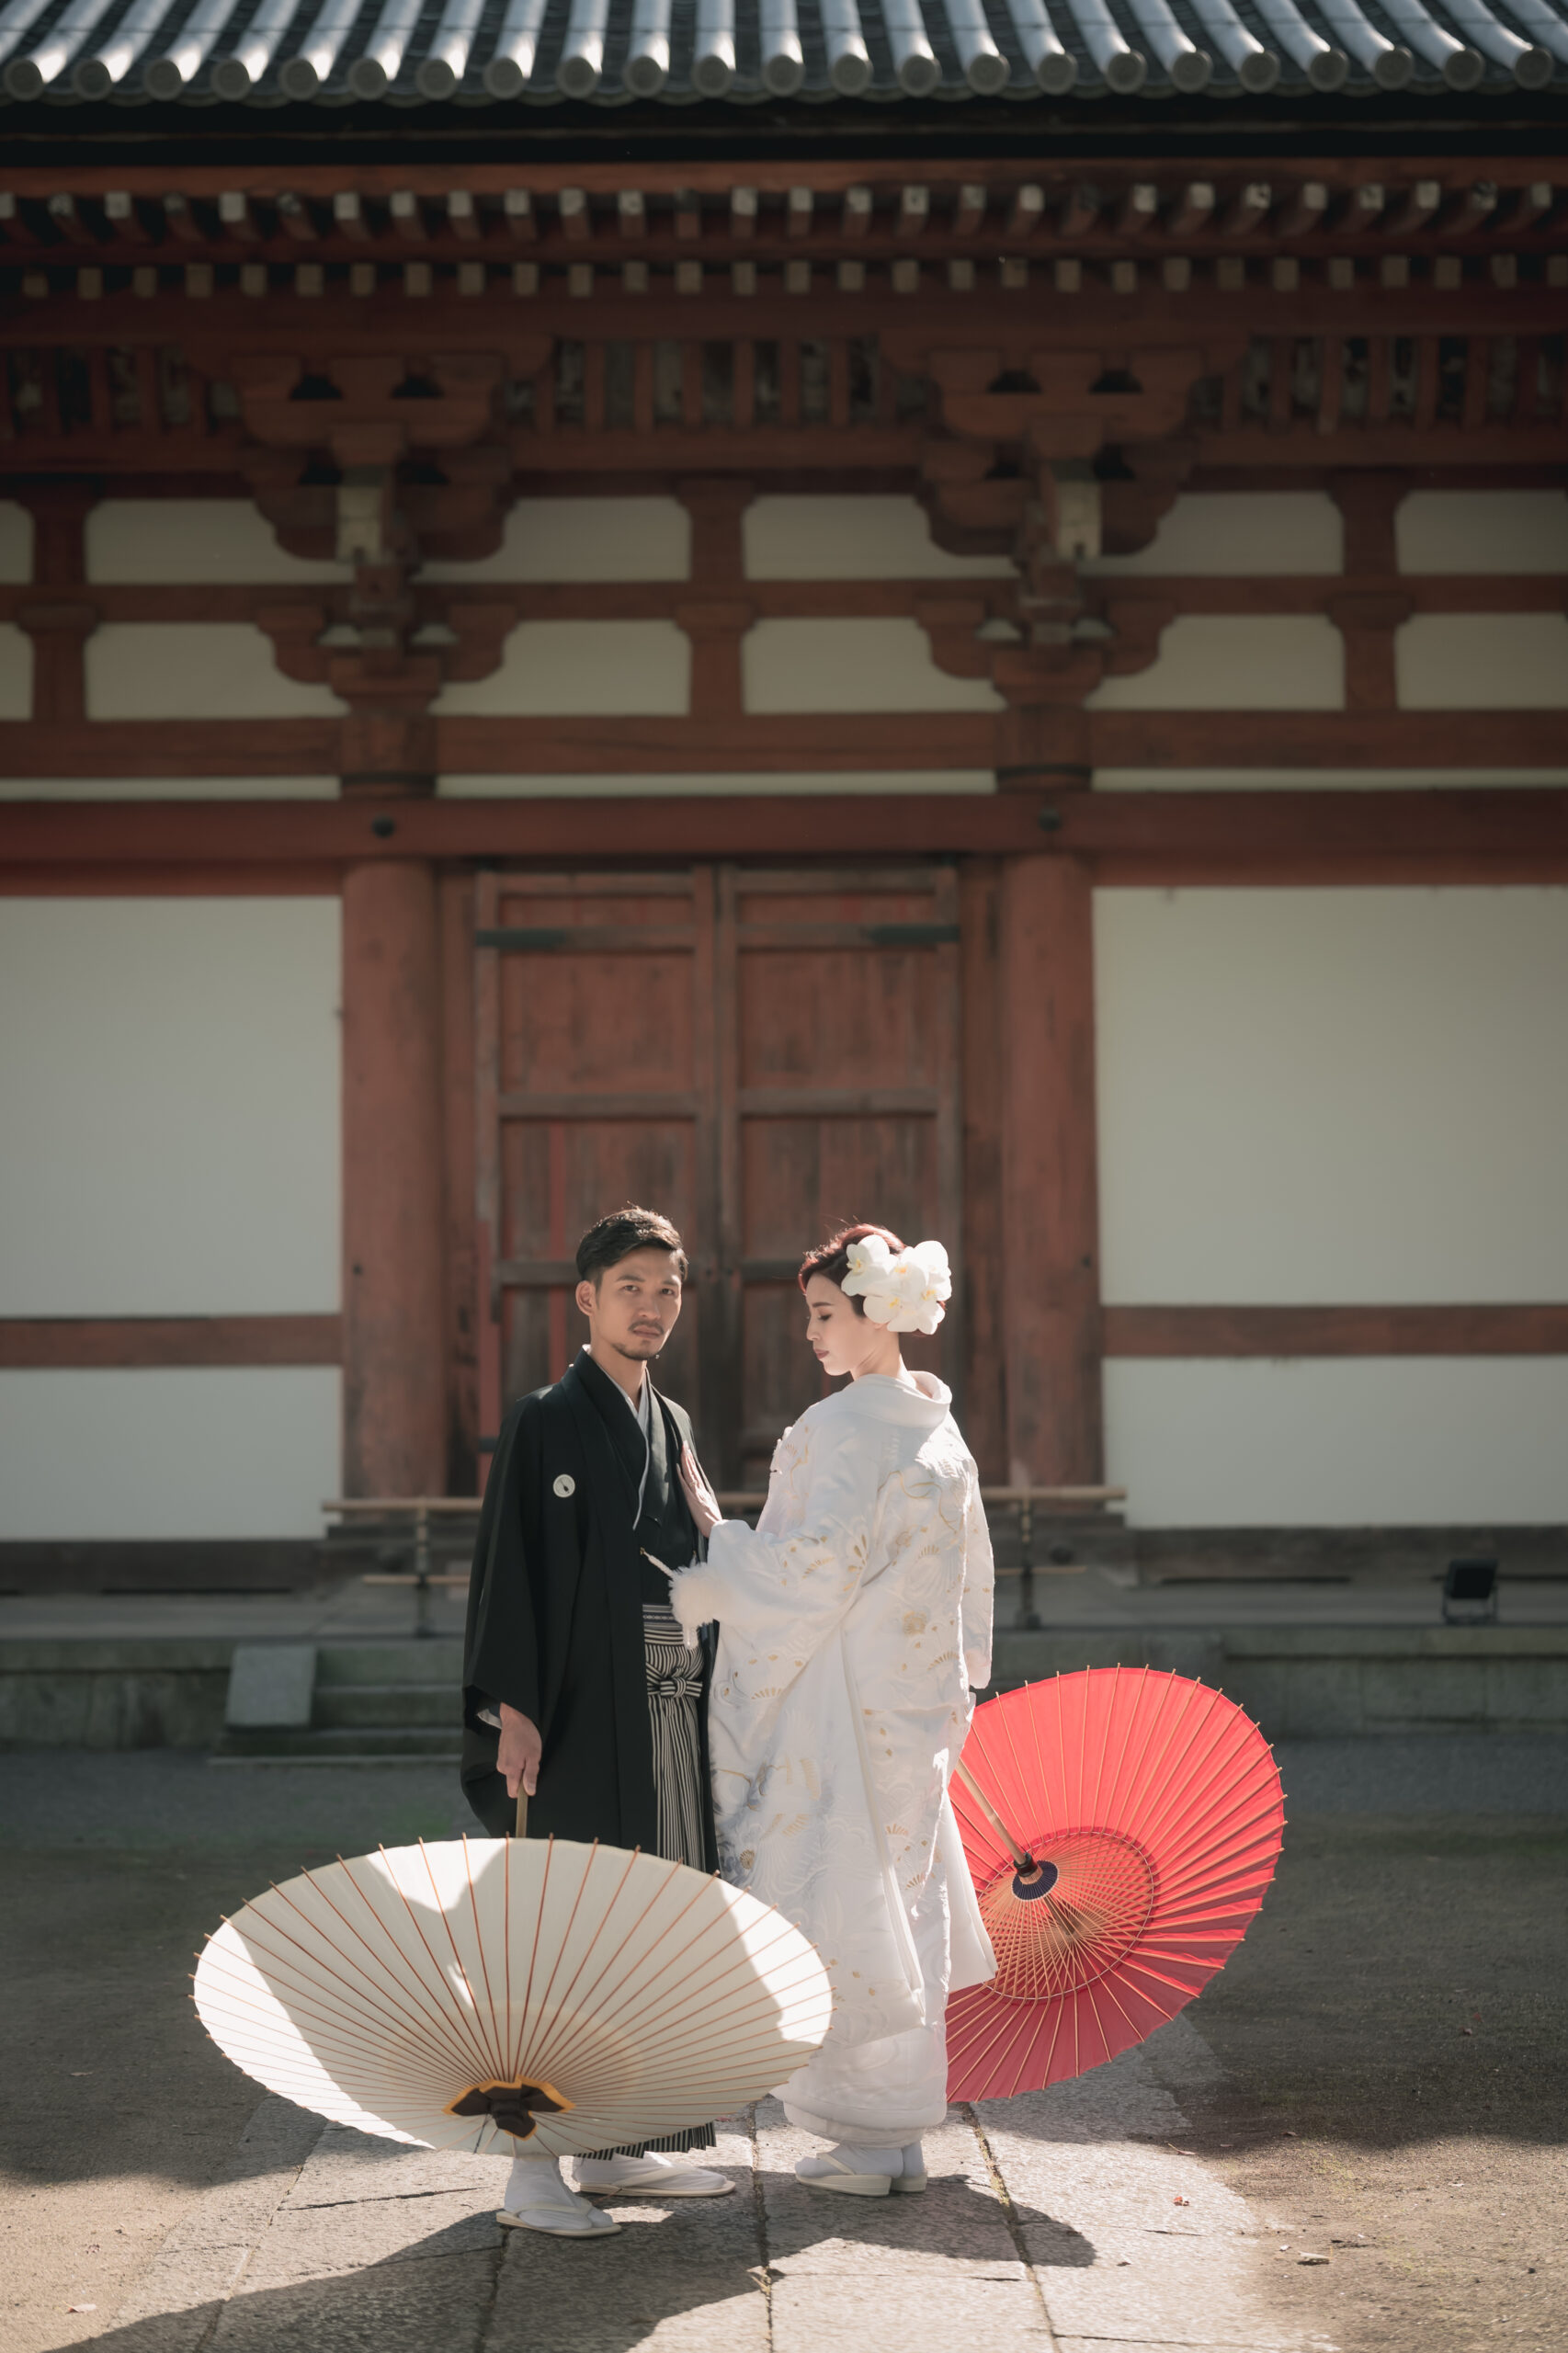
[194,1836,833,2157]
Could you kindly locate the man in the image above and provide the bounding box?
[461,1205,731,2238]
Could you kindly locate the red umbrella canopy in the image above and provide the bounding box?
[947,1667,1284,2102]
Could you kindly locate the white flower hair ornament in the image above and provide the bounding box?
[840,1236,952,1336]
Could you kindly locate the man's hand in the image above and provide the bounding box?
[497,1703,542,1800]
[679,1444,723,1539]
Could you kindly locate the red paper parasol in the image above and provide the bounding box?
[946,1667,1284,2101]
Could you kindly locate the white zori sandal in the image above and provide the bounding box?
[497,2153,620,2238]
[573,2151,734,2199]
[795,2143,927,2198]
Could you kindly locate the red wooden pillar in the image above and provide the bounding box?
[341,859,447,1496]
[998,853,1104,1486]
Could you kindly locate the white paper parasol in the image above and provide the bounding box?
[194,1836,833,2155]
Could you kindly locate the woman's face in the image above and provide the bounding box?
[803,1274,898,1381]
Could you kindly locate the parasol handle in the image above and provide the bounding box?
[514,1788,528,1839]
[952,1757,1033,1870]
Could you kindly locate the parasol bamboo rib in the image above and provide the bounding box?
[947,1668,1283,2104]
[951,1757,1032,1868]
[196,1837,833,2157]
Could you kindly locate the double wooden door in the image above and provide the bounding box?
[475,863,961,1486]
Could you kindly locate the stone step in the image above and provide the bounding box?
[215,1723,462,1759]
[313,1682,460,1731]
[314,1643,465,1688]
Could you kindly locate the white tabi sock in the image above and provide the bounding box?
[824,2143,906,2176]
[503,2153,596,2217]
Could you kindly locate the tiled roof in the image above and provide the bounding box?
[1,0,1565,106]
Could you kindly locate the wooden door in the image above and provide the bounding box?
[722,865,962,1485]
[475,862,961,1487]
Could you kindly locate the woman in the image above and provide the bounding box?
[672,1224,995,2197]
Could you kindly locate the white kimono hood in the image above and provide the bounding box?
[671,1371,995,2050]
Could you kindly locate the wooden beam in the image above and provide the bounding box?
[1116,184,1159,238]
[0,1315,342,1367]
[1278,182,1329,238]
[341,859,447,1495]
[999,854,1103,1485]
[953,185,987,237]
[1385,181,1442,237]
[0,157,1557,204]
[1059,184,1101,239]
[4,713,1568,792]
[5,573,1565,631]
[1103,1304,1568,1357]
[1219,182,1272,236]
[1,786,1566,881]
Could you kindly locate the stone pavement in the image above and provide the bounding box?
[91,2018,1331,2353]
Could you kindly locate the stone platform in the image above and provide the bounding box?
[96,2028,1313,2353]
[4,1565,1568,1752]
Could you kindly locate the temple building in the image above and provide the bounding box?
[1,4,1565,1571]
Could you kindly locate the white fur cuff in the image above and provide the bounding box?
[667,1564,726,1647]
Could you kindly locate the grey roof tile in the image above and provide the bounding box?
[0,0,1563,98]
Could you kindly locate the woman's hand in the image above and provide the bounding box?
[679,1444,723,1539]
[496,1702,541,1800]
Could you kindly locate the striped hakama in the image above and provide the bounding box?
[581,1599,716,2158]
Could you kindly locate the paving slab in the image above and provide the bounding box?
[979,2030,1314,2353]
[210,2249,499,2352]
[96,2065,1329,2353]
[768,2269,1053,2353]
[101,2097,321,2351]
[487,2127,765,2353]
[756,2102,1023,2278]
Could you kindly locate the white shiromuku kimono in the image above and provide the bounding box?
[668,1370,996,2144]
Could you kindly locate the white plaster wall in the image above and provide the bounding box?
[0,501,31,583]
[86,625,345,721]
[424,498,689,582]
[1398,489,1568,574]
[0,775,340,800]
[0,623,31,719]
[1094,768,1568,790]
[1095,888,1568,1307]
[1085,493,1343,577]
[87,502,345,585]
[438,769,995,796]
[744,495,1010,580]
[1104,1358,1568,1528]
[1396,615,1568,709]
[0,898,340,1317]
[1086,617,1344,710]
[435,620,689,714]
[744,618,1004,712]
[0,1368,341,1540]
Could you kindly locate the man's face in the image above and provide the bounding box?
[576,1248,684,1365]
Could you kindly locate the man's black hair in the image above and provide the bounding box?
[575,1206,688,1286]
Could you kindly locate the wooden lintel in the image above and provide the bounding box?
[1103,1304,1568,1357]
[4,573,1559,631]
[1194,428,1568,470]
[4,280,1565,353]
[1,786,1565,881]
[3,157,1562,204]
[3,712,1568,784]
[0,1314,343,1368]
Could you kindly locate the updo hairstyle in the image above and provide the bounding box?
[797,1222,905,1317]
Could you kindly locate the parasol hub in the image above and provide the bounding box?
[446,2075,574,2140]
[981,1826,1157,2001]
